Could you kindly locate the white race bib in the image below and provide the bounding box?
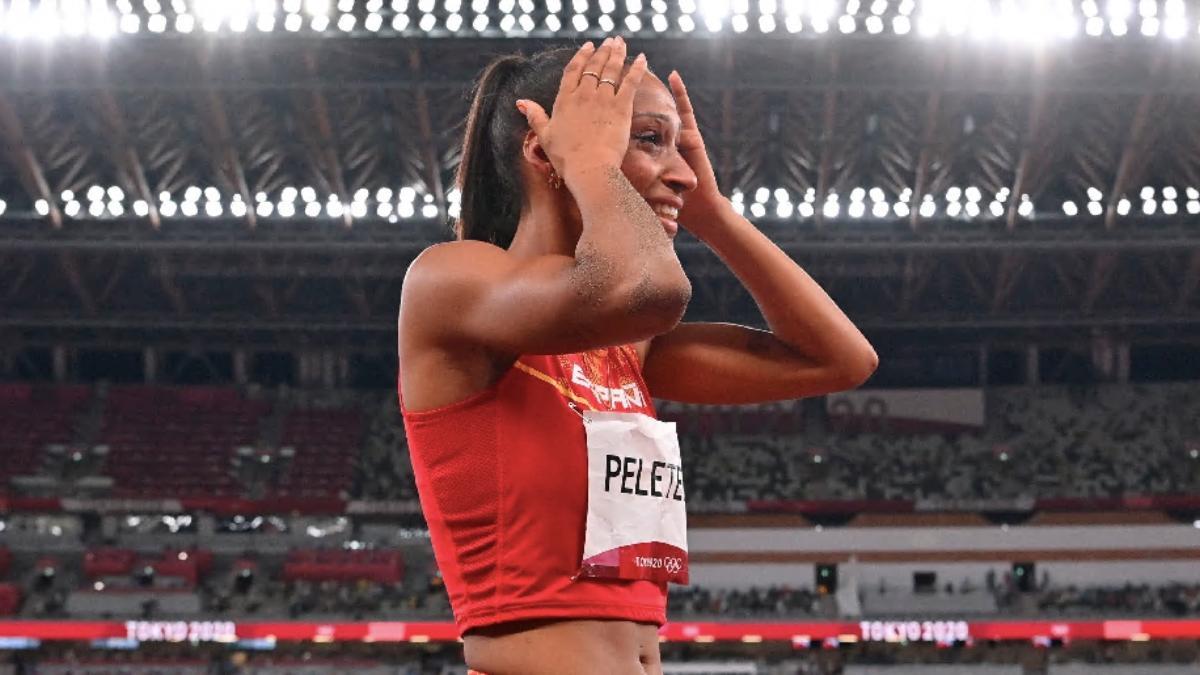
[577,409,689,584]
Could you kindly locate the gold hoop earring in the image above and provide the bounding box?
[548,170,564,190]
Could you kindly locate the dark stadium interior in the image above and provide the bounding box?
[3,0,1200,673]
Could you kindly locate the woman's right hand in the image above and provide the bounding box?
[515,37,648,180]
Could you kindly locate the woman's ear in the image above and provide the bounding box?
[520,129,554,177]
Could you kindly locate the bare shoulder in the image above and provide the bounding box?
[403,240,513,291]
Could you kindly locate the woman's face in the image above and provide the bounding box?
[619,75,699,239]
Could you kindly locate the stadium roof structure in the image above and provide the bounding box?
[1,0,1200,354]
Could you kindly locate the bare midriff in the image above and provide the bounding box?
[463,618,663,675]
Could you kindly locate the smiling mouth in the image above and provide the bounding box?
[651,203,680,237]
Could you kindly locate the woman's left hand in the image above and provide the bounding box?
[668,70,732,237]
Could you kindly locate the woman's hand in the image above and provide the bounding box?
[668,70,732,237]
[516,37,648,181]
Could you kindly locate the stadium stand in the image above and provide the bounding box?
[846,668,1022,675]
[3,382,1199,506]
[97,386,269,498]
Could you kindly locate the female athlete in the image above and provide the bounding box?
[398,38,878,675]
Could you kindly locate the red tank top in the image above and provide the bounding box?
[399,344,667,634]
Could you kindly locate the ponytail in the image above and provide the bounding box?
[453,47,578,249]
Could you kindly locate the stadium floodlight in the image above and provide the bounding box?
[1063,200,1078,216]
[337,13,355,31]
[892,14,910,33]
[1141,17,1159,35]
[964,186,981,203]
[1088,201,1103,216]
[893,201,910,217]
[849,187,866,202]
[398,201,415,218]
[964,201,980,217]
[376,202,393,217]
[871,201,889,218]
[1140,186,1155,199]
[205,200,222,216]
[750,202,767,217]
[1087,186,1103,201]
[1188,187,1200,200]
[1017,200,1034,217]
[1143,198,1157,214]
[87,185,105,202]
[945,186,962,202]
[88,200,105,216]
[1163,200,1178,215]
[848,201,865,218]
[300,186,316,202]
[918,197,935,217]
[1109,18,1128,35]
[823,200,840,218]
[277,201,295,217]
[777,201,794,217]
[472,13,487,30]
[1163,186,1178,200]
[422,203,438,217]
[399,186,417,202]
[181,200,199,216]
[160,200,177,217]
[108,186,124,201]
[1188,201,1200,215]
[1108,0,1132,19]
[310,14,329,30]
[304,201,321,217]
[1117,198,1131,215]
[64,200,81,217]
[988,201,1003,217]
[256,201,273,217]
[518,14,533,31]
[798,202,815,218]
[285,13,302,30]
[133,199,149,216]
[946,201,962,217]
[327,201,344,217]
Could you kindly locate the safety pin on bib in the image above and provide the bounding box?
[567,401,586,420]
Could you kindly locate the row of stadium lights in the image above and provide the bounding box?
[1067,185,1200,217]
[0,0,1197,39]
[25,185,460,222]
[6,183,1199,221]
[732,185,1036,220]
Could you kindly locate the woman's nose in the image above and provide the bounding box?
[664,154,699,194]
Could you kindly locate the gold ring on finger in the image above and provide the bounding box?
[581,71,601,80]
[598,78,618,88]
